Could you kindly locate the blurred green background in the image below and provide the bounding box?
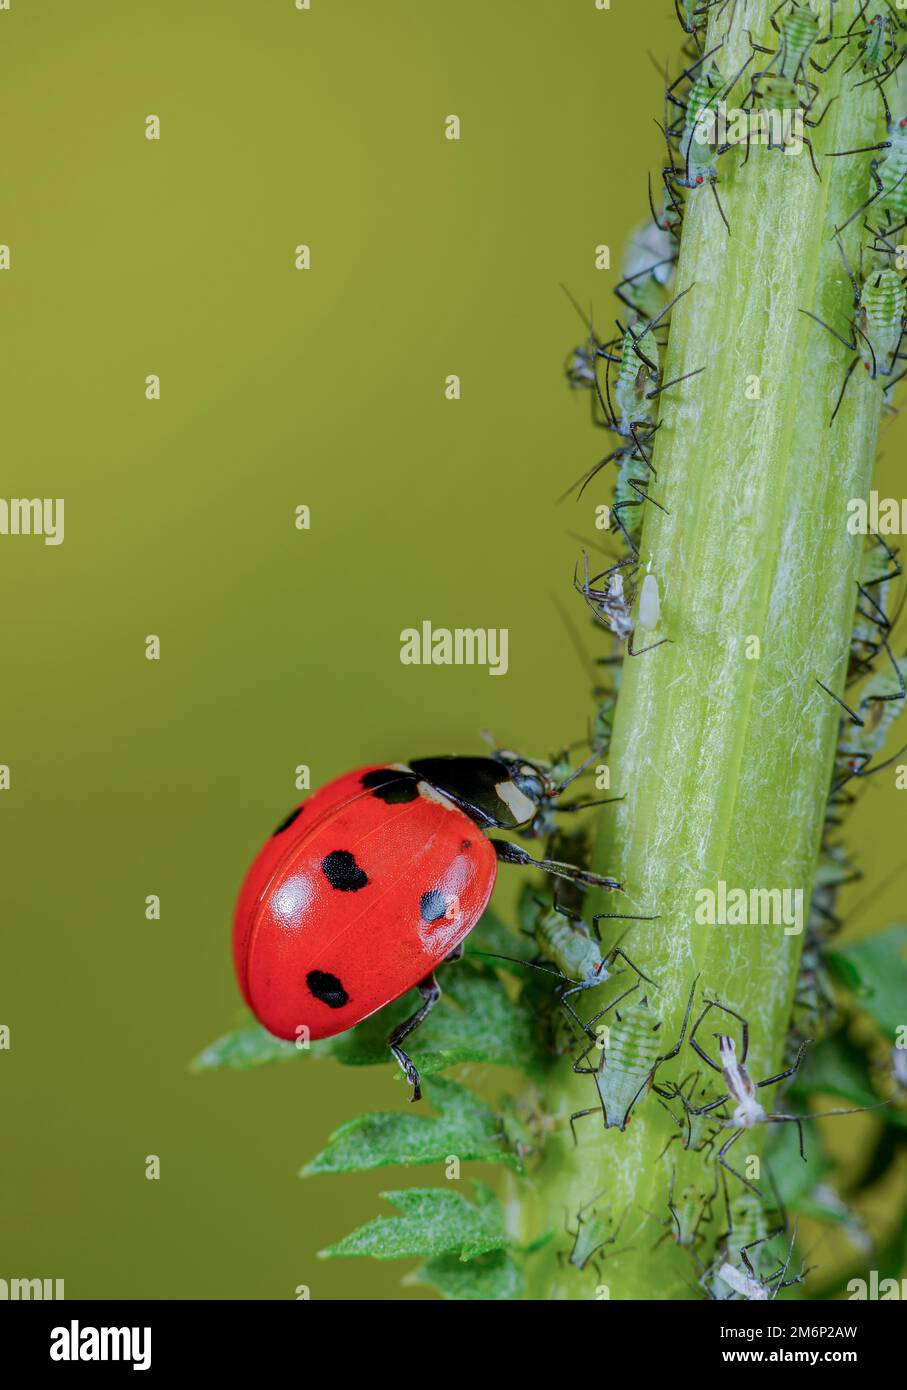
[1,0,904,1300]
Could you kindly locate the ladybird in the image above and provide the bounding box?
[233,754,621,1099]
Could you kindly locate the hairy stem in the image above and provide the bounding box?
[526,0,886,1299]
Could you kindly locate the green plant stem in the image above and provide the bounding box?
[525,0,886,1299]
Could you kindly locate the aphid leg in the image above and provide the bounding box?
[559,445,625,505]
[834,159,899,238]
[687,997,746,1070]
[591,909,661,942]
[387,972,441,1102]
[581,980,645,1038]
[569,1106,602,1145]
[629,422,658,475]
[799,306,857,354]
[618,975,701,1127]
[628,629,671,657]
[601,945,657,987]
[613,255,678,315]
[800,133,822,182]
[754,1037,811,1090]
[716,1128,762,1196]
[831,356,860,425]
[557,982,609,1042]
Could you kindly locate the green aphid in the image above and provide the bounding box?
[825,649,907,789]
[859,268,907,380]
[646,1167,713,1250]
[562,1194,629,1276]
[676,0,711,40]
[677,60,726,186]
[802,242,907,419]
[850,2,904,80]
[593,685,619,755]
[851,535,900,679]
[571,982,696,1136]
[751,3,823,118]
[837,116,907,238]
[498,1094,550,1165]
[839,655,907,766]
[774,3,821,85]
[529,902,651,1036]
[614,323,661,435]
[616,219,678,321]
[613,449,656,551]
[582,993,666,1132]
[535,907,604,985]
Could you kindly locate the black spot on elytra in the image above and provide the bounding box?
[461,839,473,850]
[360,768,419,804]
[306,970,349,1009]
[321,850,369,892]
[272,806,303,836]
[420,889,448,923]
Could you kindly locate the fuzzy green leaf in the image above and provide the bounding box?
[319,1181,508,1262]
[826,923,907,1041]
[408,1249,524,1301]
[325,970,541,1078]
[464,906,537,975]
[191,1022,299,1071]
[302,1078,520,1176]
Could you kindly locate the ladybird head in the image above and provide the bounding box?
[491,749,549,810]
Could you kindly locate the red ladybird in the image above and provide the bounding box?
[233,755,620,1099]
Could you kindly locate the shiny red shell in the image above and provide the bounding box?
[232,765,497,1041]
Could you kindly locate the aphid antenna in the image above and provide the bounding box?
[648,49,674,85]
[549,593,599,689]
[473,951,615,1041]
[557,446,628,506]
[646,363,707,402]
[817,637,906,727]
[559,282,603,342]
[552,746,602,794]
[665,39,727,101]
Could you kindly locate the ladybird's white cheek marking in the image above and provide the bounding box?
[272,874,315,927]
[495,781,535,825]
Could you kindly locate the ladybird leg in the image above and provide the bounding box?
[490,838,622,891]
[388,973,440,1103]
[443,942,464,963]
